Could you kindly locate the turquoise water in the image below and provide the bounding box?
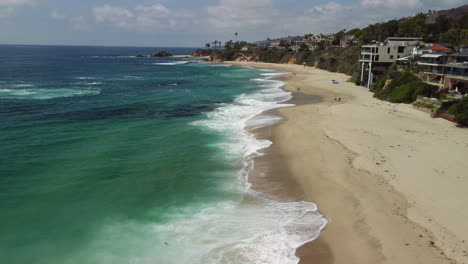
[0,45,326,264]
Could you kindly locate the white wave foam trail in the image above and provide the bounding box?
[152,61,191,66]
[0,88,101,100]
[192,70,328,264]
[73,82,103,86]
[261,72,291,77]
[75,77,98,80]
[212,64,233,67]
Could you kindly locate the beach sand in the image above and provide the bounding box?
[234,62,468,264]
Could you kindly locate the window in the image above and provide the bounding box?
[387,47,391,54]
[397,55,400,59]
[390,55,394,60]
[398,46,405,53]
[376,47,379,53]
[375,55,380,61]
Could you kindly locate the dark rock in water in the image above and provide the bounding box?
[151,51,173,57]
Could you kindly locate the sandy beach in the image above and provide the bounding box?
[232,61,468,264]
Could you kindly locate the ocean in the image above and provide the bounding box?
[0,45,327,264]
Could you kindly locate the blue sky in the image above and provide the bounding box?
[0,0,465,47]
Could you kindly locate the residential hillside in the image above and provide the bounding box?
[194,4,468,125]
[196,4,467,72]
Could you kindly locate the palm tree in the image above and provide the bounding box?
[206,43,211,49]
[235,32,238,42]
[214,40,218,49]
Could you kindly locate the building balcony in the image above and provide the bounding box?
[418,62,444,67]
[445,74,468,81]
[421,69,445,75]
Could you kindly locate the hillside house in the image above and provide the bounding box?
[359,37,422,88]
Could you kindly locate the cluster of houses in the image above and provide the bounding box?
[359,37,467,96]
[242,34,358,52]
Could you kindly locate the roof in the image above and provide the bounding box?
[424,45,453,51]
[421,54,445,58]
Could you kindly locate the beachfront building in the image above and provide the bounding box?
[359,37,422,89]
[444,51,468,94]
[418,45,455,89]
[418,51,468,94]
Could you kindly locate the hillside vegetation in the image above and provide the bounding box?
[194,5,468,124]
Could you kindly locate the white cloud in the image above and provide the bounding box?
[86,0,466,45]
[0,0,37,5]
[51,10,65,20]
[0,0,38,18]
[205,0,275,30]
[307,2,348,16]
[70,16,88,31]
[0,6,13,17]
[93,5,134,28]
[360,0,422,8]
[93,4,194,30]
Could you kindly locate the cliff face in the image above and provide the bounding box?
[192,47,360,76]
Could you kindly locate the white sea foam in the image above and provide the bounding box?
[73,82,103,86]
[190,69,328,264]
[211,64,233,67]
[11,83,35,88]
[58,68,326,264]
[0,88,101,100]
[90,55,139,58]
[152,61,192,66]
[124,75,144,80]
[76,77,98,80]
[260,72,291,77]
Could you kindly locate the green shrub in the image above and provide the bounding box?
[413,83,437,101]
[448,98,468,126]
[373,71,432,103]
[389,81,418,103]
[348,75,361,85]
[456,112,468,126]
[371,76,387,93]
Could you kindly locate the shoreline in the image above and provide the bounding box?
[233,61,468,264]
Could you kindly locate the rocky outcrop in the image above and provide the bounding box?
[151,51,173,57]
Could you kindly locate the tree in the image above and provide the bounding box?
[235,32,238,42]
[214,40,218,48]
[299,43,309,52]
[333,30,346,46]
[225,40,233,50]
[279,40,289,48]
[205,43,211,49]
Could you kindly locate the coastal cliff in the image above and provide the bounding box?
[192,47,360,76]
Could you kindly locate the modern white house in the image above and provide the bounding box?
[359,37,422,88]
